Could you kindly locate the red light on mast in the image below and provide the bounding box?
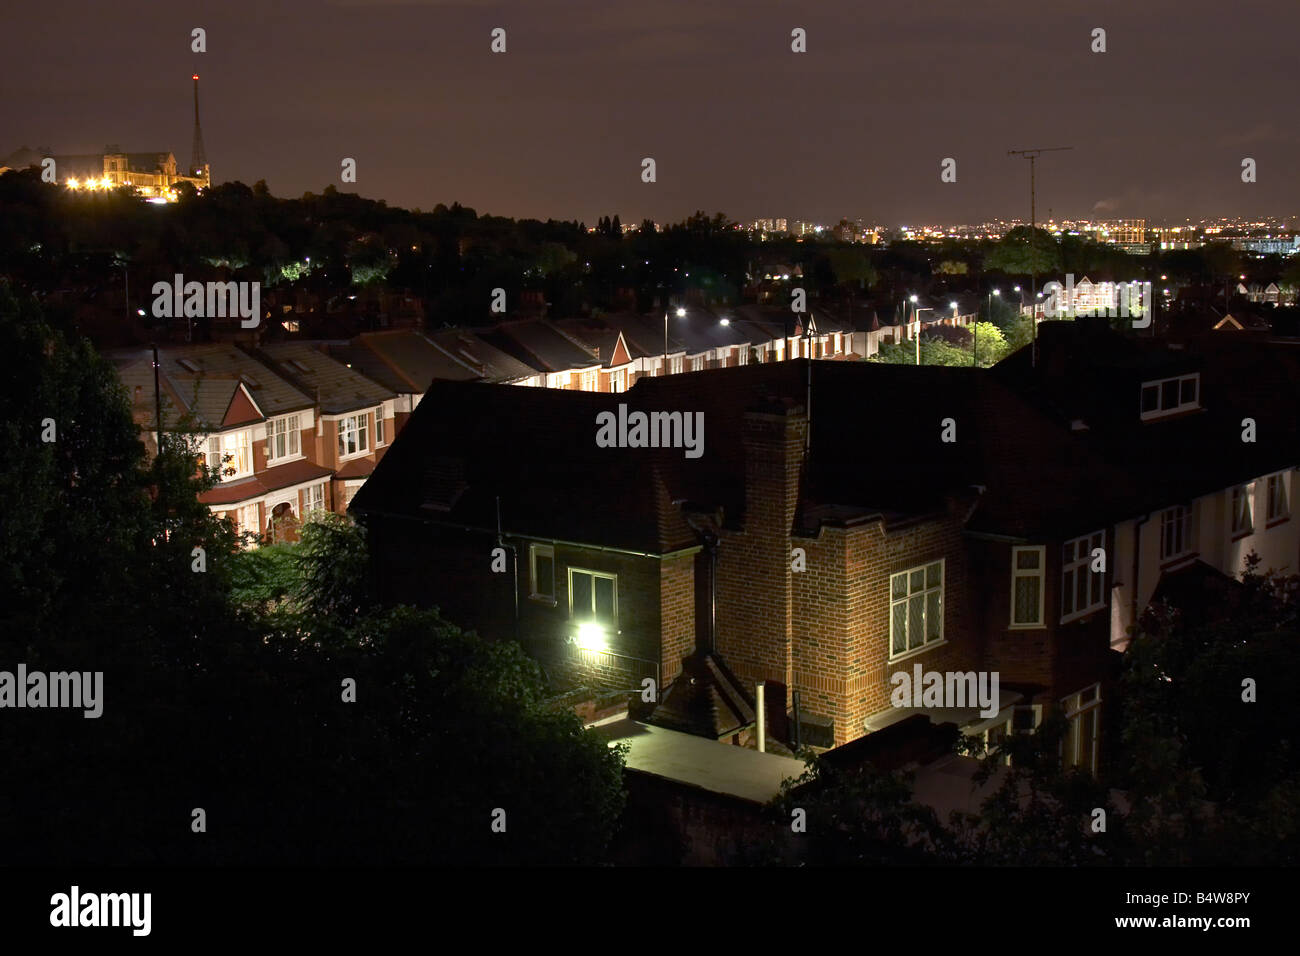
[192,74,199,81]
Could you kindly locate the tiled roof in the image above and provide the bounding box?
[479,319,600,373]
[425,328,541,383]
[354,356,1205,549]
[198,459,333,506]
[255,341,391,414]
[160,344,313,417]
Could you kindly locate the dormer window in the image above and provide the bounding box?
[1140,373,1199,421]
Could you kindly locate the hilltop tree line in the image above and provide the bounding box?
[0,169,1285,338]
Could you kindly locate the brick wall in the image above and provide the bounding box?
[715,405,805,709]
[791,512,972,747]
[659,552,696,686]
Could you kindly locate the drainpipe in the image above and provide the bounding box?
[1130,513,1150,632]
[496,496,519,642]
[792,689,802,751]
[707,530,718,653]
[756,681,766,751]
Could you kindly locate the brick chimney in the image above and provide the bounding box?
[713,396,807,740]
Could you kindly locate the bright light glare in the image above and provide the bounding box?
[575,621,605,651]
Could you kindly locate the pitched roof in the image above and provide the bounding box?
[255,341,391,414]
[198,458,334,506]
[426,328,542,383]
[478,319,600,373]
[991,322,1300,514]
[159,344,313,418]
[354,357,1194,549]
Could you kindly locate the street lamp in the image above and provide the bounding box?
[979,289,1000,367]
[1013,285,1023,316]
[914,307,934,365]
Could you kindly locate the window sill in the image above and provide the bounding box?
[1265,516,1290,530]
[1008,622,1046,631]
[887,638,947,665]
[529,595,557,607]
[1060,605,1106,625]
[1158,551,1198,571]
[1229,529,1253,542]
[267,453,306,468]
[337,450,372,463]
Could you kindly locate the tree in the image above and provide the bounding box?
[984,226,1060,275]
[968,321,1008,367]
[825,247,878,289]
[871,337,970,366]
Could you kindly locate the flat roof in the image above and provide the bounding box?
[591,718,806,805]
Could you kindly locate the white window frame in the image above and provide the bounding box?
[1140,373,1200,421]
[1231,484,1253,536]
[1159,505,1193,560]
[529,543,556,603]
[267,414,302,464]
[374,407,386,446]
[341,480,364,509]
[1061,531,1106,623]
[985,704,1043,766]
[1010,545,1046,628]
[1265,473,1290,523]
[567,567,618,626]
[237,502,260,536]
[303,482,326,515]
[206,429,253,480]
[888,559,945,660]
[337,412,370,460]
[1061,683,1102,774]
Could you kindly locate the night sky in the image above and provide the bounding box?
[4,0,1297,224]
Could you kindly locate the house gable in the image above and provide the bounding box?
[223,382,264,428]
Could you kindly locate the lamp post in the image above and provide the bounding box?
[909,294,919,364]
[1013,285,1023,316]
[914,306,934,365]
[979,288,999,367]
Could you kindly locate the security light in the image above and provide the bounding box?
[575,621,605,651]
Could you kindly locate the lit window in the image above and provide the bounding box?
[1010,546,1045,627]
[337,413,370,458]
[206,430,252,479]
[1231,485,1253,535]
[1061,532,1106,622]
[1159,506,1193,560]
[1266,473,1290,523]
[529,544,555,602]
[1061,684,1102,775]
[889,560,944,657]
[569,568,616,627]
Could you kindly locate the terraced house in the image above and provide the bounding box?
[352,324,1299,773]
